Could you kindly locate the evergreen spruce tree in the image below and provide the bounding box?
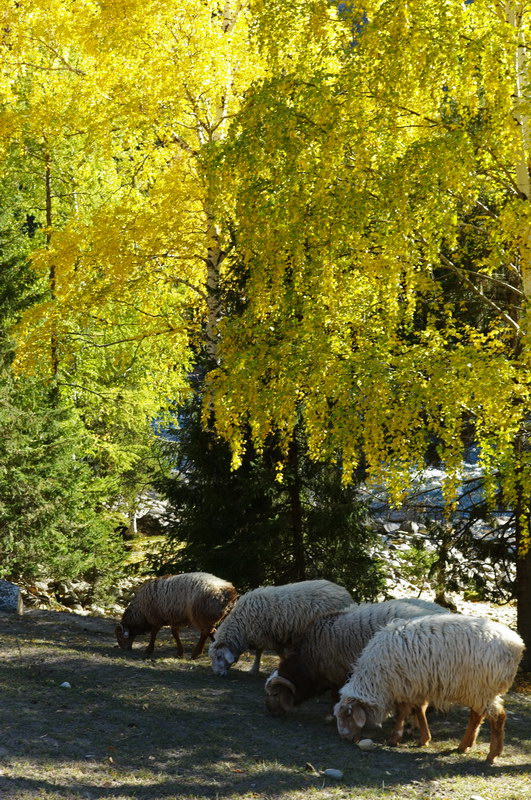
[0,239,125,592]
[154,398,384,598]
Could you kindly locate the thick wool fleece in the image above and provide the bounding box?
[120,572,236,638]
[266,597,451,706]
[210,579,353,659]
[338,613,524,722]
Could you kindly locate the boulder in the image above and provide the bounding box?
[0,579,24,615]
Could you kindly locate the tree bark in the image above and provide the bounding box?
[204,197,224,366]
[287,436,306,581]
[202,1,241,367]
[505,1,531,670]
[515,477,531,670]
[45,151,60,386]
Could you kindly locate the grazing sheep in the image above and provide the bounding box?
[115,572,237,658]
[265,597,451,716]
[334,614,524,763]
[209,579,353,676]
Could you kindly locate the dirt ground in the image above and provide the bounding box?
[0,608,530,800]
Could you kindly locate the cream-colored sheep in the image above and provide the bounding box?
[209,579,352,676]
[265,597,450,715]
[115,572,237,658]
[334,614,524,763]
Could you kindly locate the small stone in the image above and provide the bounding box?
[323,768,343,779]
[60,681,72,688]
[470,796,487,800]
[357,738,378,751]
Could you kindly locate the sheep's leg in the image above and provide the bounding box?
[388,703,410,746]
[457,709,484,754]
[415,702,431,746]
[144,626,161,657]
[191,631,209,659]
[170,627,184,657]
[486,706,506,763]
[249,649,262,675]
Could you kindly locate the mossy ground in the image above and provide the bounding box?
[0,609,529,800]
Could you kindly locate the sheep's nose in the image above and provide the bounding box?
[336,723,355,739]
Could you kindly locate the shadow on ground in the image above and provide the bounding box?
[1,609,530,800]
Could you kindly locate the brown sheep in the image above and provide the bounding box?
[115,572,237,658]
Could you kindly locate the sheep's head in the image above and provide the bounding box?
[209,643,236,676]
[115,623,134,650]
[334,698,369,741]
[265,671,296,716]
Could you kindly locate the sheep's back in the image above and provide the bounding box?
[215,579,352,652]
[296,598,451,686]
[127,573,236,629]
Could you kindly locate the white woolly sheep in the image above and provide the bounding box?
[334,614,524,763]
[265,597,451,716]
[209,579,353,676]
[115,572,237,658]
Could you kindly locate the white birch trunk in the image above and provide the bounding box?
[203,1,242,365]
[205,196,224,365]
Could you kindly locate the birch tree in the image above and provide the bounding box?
[1,0,263,459]
[202,0,531,664]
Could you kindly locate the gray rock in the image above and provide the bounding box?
[399,520,420,534]
[382,521,401,533]
[323,768,343,779]
[0,580,23,615]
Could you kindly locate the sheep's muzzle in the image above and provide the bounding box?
[115,623,133,650]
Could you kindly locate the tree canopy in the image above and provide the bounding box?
[206,1,531,510]
[2,1,530,503]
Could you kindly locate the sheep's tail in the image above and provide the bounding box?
[201,584,237,627]
[221,586,238,611]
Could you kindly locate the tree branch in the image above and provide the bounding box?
[170,132,198,157]
[438,251,521,332]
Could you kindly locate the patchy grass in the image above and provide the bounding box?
[123,535,167,567]
[0,609,529,800]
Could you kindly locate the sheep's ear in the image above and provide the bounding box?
[279,687,295,712]
[224,647,236,664]
[351,703,367,729]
